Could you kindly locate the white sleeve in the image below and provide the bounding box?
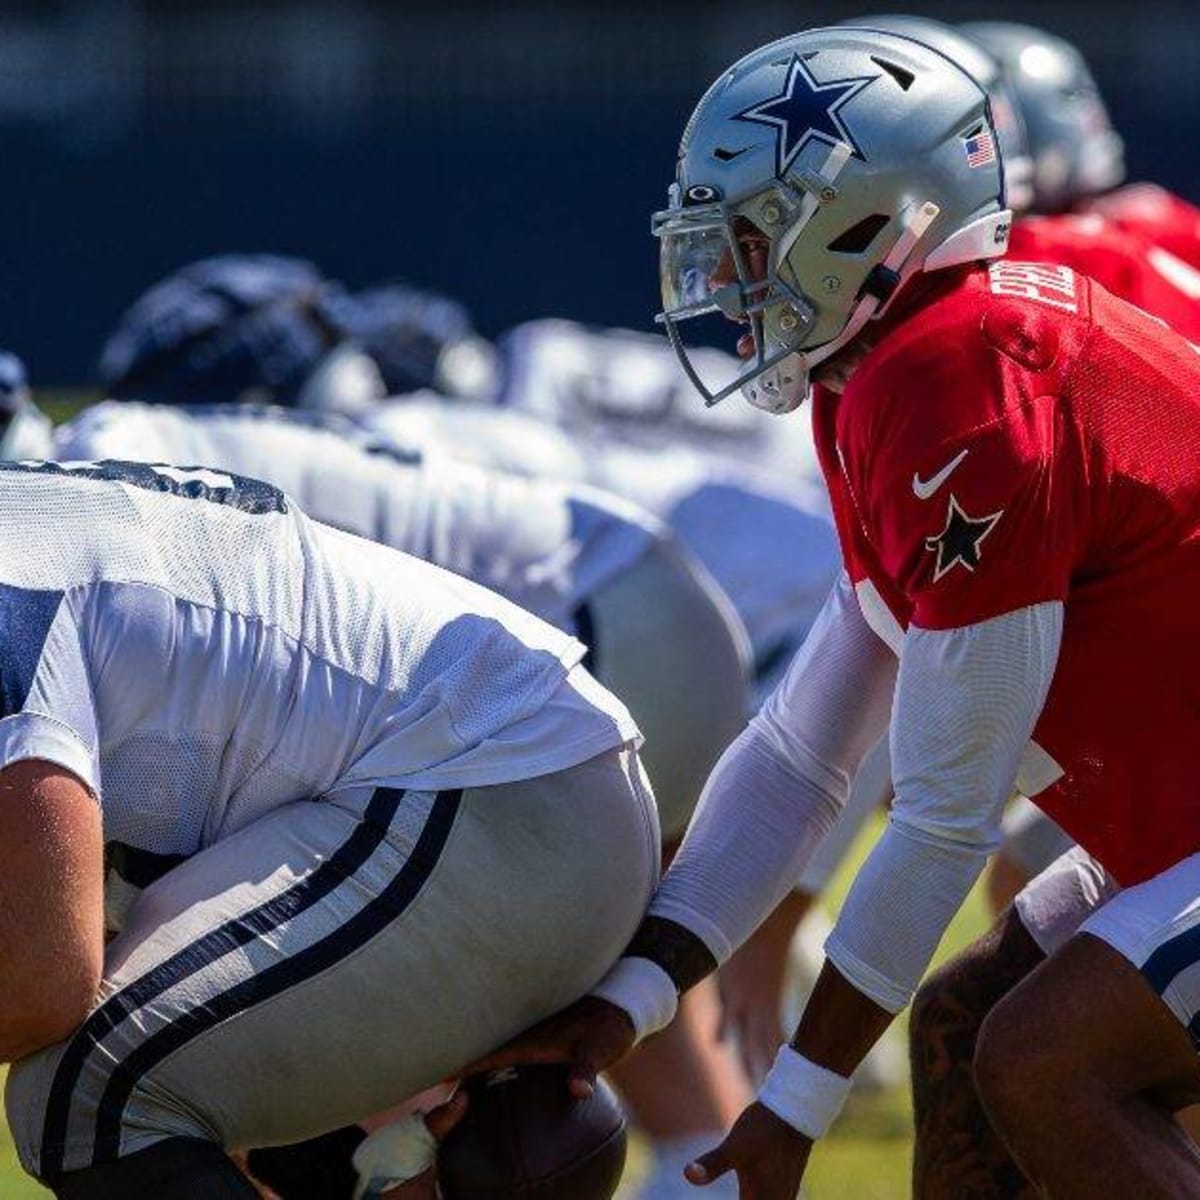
[0,592,100,797]
[795,733,891,895]
[646,573,896,962]
[824,602,1063,1012]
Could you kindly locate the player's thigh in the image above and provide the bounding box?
[984,850,1200,1108]
[584,540,749,843]
[7,748,658,1180]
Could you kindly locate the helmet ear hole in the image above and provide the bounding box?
[827,213,890,254]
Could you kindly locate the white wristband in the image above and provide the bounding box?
[757,1045,853,1140]
[352,1115,438,1199]
[588,955,679,1043]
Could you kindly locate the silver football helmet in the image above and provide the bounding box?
[654,27,1011,414]
[847,15,1034,212]
[963,22,1125,213]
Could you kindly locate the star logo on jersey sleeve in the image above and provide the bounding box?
[925,494,1004,582]
[735,54,878,177]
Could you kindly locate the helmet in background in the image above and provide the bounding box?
[347,282,498,402]
[963,22,1125,213]
[846,14,1034,212]
[0,352,52,460]
[98,254,385,412]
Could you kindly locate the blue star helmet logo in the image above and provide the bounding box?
[735,54,878,178]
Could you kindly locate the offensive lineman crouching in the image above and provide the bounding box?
[0,459,658,1199]
[469,25,1200,1200]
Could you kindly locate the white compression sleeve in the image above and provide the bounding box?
[825,602,1063,1012]
[796,733,891,896]
[647,574,896,963]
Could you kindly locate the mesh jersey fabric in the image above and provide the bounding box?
[0,464,637,858]
[54,402,662,632]
[813,260,1200,884]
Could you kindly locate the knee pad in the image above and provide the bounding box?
[49,1138,258,1200]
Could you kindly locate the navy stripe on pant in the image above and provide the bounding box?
[1141,923,1200,1048]
[41,786,461,1178]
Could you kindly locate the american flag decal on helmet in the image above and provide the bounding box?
[964,128,996,168]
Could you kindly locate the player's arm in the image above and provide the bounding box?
[607,569,896,996]
[0,759,103,1062]
[799,603,1061,1069]
[0,591,107,1062]
[683,602,1062,1195]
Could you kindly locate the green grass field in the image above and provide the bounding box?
[0,815,989,1199]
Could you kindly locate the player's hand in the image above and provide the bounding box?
[718,892,811,1085]
[463,995,636,1100]
[371,1090,469,1199]
[685,1101,812,1198]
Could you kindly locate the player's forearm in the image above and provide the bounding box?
[825,819,993,1011]
[645,721,846,965]
[790,958,894,1077]
[810,605,1062,1017]
[592,575,897,1038]
[589,723,846,1039]
[625,915,719,994]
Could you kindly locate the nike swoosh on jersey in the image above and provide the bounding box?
[912,448,968,500]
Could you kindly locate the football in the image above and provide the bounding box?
[437,1067,627,1200]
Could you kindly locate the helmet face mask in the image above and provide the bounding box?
[653,177,824,412]
[655,28,1012,414]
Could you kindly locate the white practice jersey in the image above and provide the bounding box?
[498,318,825,486]
[55,402,664,632]
[351,397,839,685]
[360,392,589,479]
[0,461,637,859]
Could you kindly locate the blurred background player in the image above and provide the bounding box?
[52,398,750,864]
[967,20,1200,350]
[99,255,496,415]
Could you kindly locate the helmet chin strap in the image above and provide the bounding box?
[742,200,942,414]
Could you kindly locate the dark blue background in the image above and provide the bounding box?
[5,0,1198,382]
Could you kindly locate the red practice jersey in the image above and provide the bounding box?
[1084,182,1200,273]
[1008,212,1200,343]
[813,261,1200,884]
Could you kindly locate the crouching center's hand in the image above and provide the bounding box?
[462,995,637,1099]
[685,1101,813,1199]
